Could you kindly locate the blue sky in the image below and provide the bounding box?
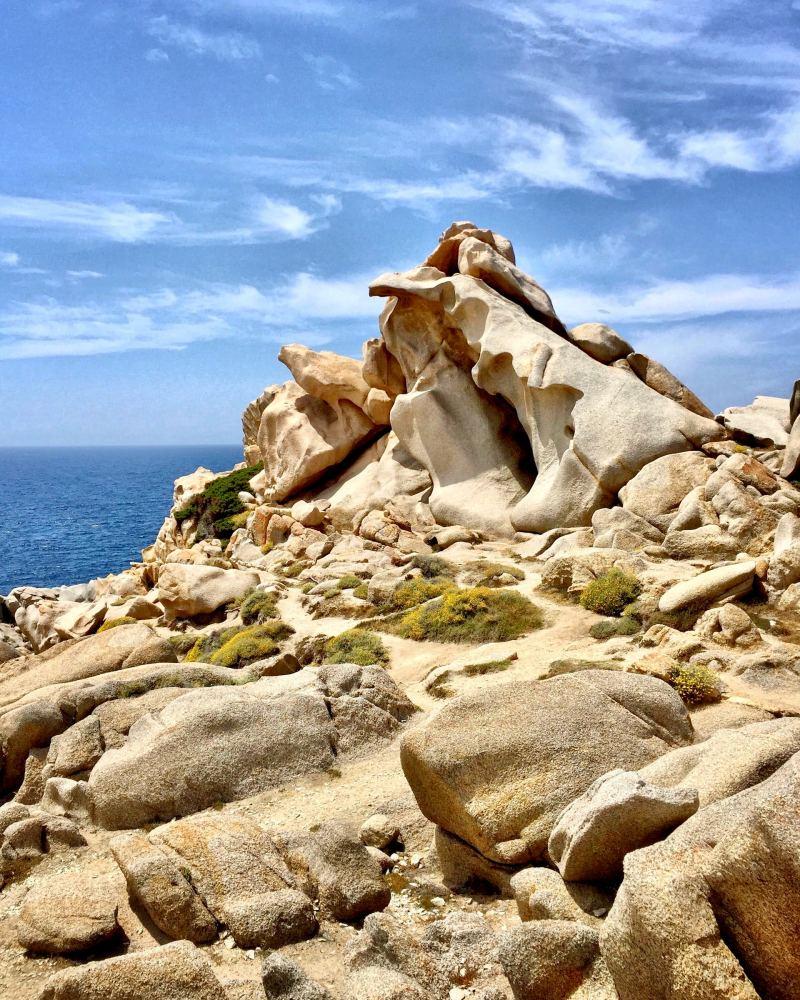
[1,0,799,445]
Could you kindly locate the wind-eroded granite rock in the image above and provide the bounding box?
[401,670,693,865]
[89,664,414,828]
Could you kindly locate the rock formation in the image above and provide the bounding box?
[1,220,800,1000]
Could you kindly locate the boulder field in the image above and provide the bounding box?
[1,221,800,1000]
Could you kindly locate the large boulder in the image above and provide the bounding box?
[717,394,791,446]
[371,231,722,534]
[38,940,227,1000]
[279,343,373,411]
[568,323,632,364]
[600,753,800,1000]
[626,353,715,419]
[17,872,121,955]
[619,452,716,532]
[657,561,756,613]
[400,671,693,865]
[257,381,381,503]
[89,665,413,828]
[242,386,277,466]
[156,563,259,618]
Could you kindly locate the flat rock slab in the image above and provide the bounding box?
[18,872,120,955]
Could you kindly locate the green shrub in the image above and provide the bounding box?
[590,615,641,640]
[301,582,315,595]
[389,577,456,611]
[209,621,294,668]
[462,657,514,676]
[666,663,723,705]
[384,587,543,644]
[173,463,262,542]
[411,554,455,579]
[238,589,278,625]
[338,575,362,590]
[169,633,201,656]
[98,616,137,632]
[353,583,369,600]
[323,586,341,599]
[580,569,642,617]
[324,629,389,666]
[282,561,307,579]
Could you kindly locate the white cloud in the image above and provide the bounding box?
[252,197,318,238]
[147,16,261,61]
[0,251,20,268]
[304,54,359,91]
[145,47,170,63]
[0,270,380,359]
[66,270,104,279]
[0,195,172,242]
[552,271,800,325]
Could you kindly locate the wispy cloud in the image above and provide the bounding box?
[0,195,172,242]
[0,270,380,360]
[304,54,359,91]
[147,16,261,61]
[144,47,170,63]
[66,269,104,279]
[0,251,21,268]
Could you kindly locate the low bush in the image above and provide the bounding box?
[579,569,642,617]
[353,583,369,600]
[462,656,514,676]
[209,621,294,669]
[467,561,525,587]
[169,633,201,656]
[282,561,307,579]
[324,629,389,666]
[411,554,455,579]
[666,663,723,705]
[237,589,278,625]
[98,616,137,632]
[384,587,543,644]
[338,575,362,590]
[173,462,262,542]
[388,577,456,611]
[589,616,641,640]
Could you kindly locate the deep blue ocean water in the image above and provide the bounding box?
[0,446,242,595]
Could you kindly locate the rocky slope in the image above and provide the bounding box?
[1,221,800,1000]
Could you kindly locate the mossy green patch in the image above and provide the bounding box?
[589,616,641,640]
[580,569,642,617]
[382,587,543,644]
[388,577,456,611]
[411,554,455,579]
[172,463,262,542]
[338,575,362,590]
[209,621,294,668]
[324,629,389,666]
[97,616,138,632]
[237,588,278,625]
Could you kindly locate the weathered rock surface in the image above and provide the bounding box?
[600,753,800,1000]
[401,670,693,864]
[39,940,227,999]
[548,769,699,882]
[658,561,756,613]
[89,665,413,827]
[717,394,791,446]
[157,563,259,618]
[17,872,120,955]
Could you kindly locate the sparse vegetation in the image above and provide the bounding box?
[169,633,201,656]
[580,569,642,617]
[282,561,307,579]
[353,583,369,600]
[338,575,362,590]
[172,462,262,542]
[467,561,525,587]
[98,616,137,632]
[236,588,279,624]
[411,554,455,579]
[462,656,515,676]
[381,587,543,643]
[590,616,641,640]
[666,663,723,705]
[388,577,456,610]
[186,619,293,667]
[324,629,389,666]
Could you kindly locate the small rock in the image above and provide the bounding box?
[359,813,400,851]
[17,872,121,955]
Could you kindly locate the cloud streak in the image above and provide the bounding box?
[0,195,172,242]
[147,16,261,61]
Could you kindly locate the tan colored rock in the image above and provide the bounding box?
[510,867,611,924]
[600,753,800,1000]
[17,872,120,955]
[458,236,566,334]
[718,394,791,446]
[242,386,277,466]
[279,343,371,409]
[768,512,800,589]
[258,381,380,502]
[658,561,756,613]
[363,386,393,424]
[401,670,692,865]
[499,921,615,1000]
[38,940,227,1000]
[619,452,716,532]
[361,337,405,396]
[694,602,761,647]
[639,718,800,807]
[103,595,162,623]
[424,220,515,274]
[110,832,218,943]
[156,563,259,618]
[371,259,722,534]
[47,715,103,777]
[568,323,632,364]
[548,769,699,882]
[781,418,800,479]
[626,353,715,418]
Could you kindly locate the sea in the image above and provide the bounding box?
[0,445,243,596]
